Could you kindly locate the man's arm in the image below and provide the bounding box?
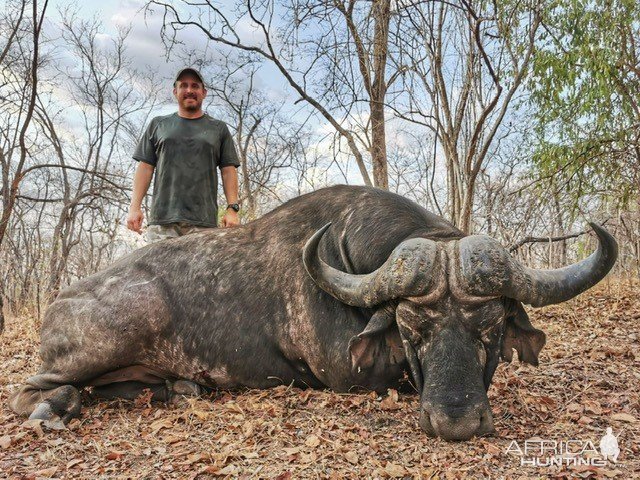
[127,162,155,234]
[220,165,240,227]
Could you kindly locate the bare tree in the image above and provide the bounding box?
[146,0,408,189]
[391,0,541,233]
[193,56,307,219]
[0,0,27,69]
[34,11,160,300]
[0,0,48,328]
[0,0,48,246]
[0,7,160,317]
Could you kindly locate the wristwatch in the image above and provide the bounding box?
[227,203,240,213]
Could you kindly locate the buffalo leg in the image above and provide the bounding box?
[92,381,169,401]
[92,380,203,402]
[170,380,203,396]
[9,373,82,423]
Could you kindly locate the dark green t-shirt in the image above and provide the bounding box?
[133,113,240,227]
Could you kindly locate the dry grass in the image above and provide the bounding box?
[1,279,639,479]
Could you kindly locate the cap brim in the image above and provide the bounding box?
[174,68,205,85]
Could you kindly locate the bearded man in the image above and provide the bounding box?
[127,68,241,241]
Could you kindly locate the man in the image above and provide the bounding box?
[125,68,239,398]
[127,67,240,241]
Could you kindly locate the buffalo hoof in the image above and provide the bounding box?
[169,380,203,397]
[28,402,66,430]
[28,385,82,425]
[29,402,56,421]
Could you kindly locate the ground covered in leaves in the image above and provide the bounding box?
[1,280,639,479]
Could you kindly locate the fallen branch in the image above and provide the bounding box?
[509,230,587,253]
[509,219,612,253]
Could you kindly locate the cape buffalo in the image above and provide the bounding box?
[9,185,617,441]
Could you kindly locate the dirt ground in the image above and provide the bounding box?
[0,279,638,479]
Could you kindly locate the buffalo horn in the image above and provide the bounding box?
[303,224,439,307]
[458,223,618,307]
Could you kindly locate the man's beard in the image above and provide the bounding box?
[183,98,200,111]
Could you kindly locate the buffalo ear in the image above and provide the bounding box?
[348,306,397,373]
[501,300,546,366]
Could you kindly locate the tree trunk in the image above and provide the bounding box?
[240,149,255,220]
[0,0,45,247]
[370,0,391,189]
[459,184,474,235]
[46,210,68,303]
[370,100,388,189]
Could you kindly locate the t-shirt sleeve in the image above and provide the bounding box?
[132,120,158,166]
[218,123,240,169]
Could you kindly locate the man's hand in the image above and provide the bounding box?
[128,162,153,234]
[127,207,144,234]
[221,209,240,228]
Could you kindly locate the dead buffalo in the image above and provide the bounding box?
[9,185,617,441]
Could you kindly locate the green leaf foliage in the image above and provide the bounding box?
[527,0,639,205]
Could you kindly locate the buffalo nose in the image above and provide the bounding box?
[419,403,494,441]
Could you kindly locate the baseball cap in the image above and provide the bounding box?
[174,68,205,86]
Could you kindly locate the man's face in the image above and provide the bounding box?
[173,73,206,112]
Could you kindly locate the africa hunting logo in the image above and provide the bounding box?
[505,427,621,467]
